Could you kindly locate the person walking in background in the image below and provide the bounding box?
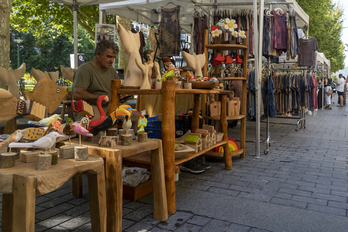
[324,78,332,110]
[334,74,345,107]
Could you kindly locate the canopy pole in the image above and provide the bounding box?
[99,9,103,24]
[253,0,259,157]
[73,0,78,69]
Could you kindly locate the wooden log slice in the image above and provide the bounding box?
[121,134,132,146]
[20,151,41,163]
[48,150,58,165]
[0,153,17,168]
[98,136,119,147]
[59,145,75,159]
[106,128,118,136]
[138,133,148,142]
[184,83,192,89]
[74,146,88,161]
[36,153,52,170]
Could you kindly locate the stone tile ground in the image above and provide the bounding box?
[2,96,348,231]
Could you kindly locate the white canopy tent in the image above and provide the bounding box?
[100,0,309,157]
[49,0,124,68]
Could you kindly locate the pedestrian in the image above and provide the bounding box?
[333,74,345,107]
[324,78,332,109]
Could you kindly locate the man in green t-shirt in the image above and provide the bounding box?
[72,40,119,119]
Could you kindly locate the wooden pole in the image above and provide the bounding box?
[220,94,232,170]
[192,94,200,133]
[161,81,176,214]
[201,94,207,126]
[108,80,121,115]
[203,29,209,77]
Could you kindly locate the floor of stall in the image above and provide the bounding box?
[2,94,348,231]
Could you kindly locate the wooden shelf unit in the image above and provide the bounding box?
[203,29,248,160]
[205,149,244,158]
[206,114,246,121]
[108,80,232,215]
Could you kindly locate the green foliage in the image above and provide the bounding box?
[297,0,345,73]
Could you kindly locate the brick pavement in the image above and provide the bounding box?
[2,97,348,231]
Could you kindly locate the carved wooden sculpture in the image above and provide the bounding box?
[22,78,68,114]
[117,24,142,87]
[182,51,206,77]
[154,62,162,89]
[31,67,59,84]
[135,57,153,90]
[0,63,25,99]
[0,89,17,124]
[60,65,77,82]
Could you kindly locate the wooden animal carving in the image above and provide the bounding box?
[117,24,142,87]
[182,51,206,77]
[0,63,26,99]
[31,67,59,83]
[0,89,18,124]
[154,62,162,89]
[22,78,68,114]
[60,65,77,82]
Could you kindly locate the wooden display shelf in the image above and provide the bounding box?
[205,44,247,50]
[117,88,221,95]
[123,141,227,166]
[217,77,247,81]
[204,149,244,158]
[206,114,246,121]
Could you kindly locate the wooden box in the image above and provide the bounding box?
[207,101,221,117]
[71,100,94,118]
[228,97,240,116]
[123,179,153,201]
[216,132,224,142]
[23,101,48,121]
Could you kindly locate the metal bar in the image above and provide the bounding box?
[193,1,293,6]
[73,0,78,69]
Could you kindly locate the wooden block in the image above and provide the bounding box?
[227,100,235,116]
[48,151,58,165]
[60,145,75,159]
[74,146,88,161]
[98,136,118,147]
[209,101,221,117]
[138,133,148,142]
[20,151,40,163]
[106,128,118,136]
[36,153,52,170]
[216,132,224,142]
[121,134,132,146]
[23,101,48,121]
[0,153,16,168]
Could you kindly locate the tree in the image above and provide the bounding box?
[0,0,11,70]
[297,0,345,73]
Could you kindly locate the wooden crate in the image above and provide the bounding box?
[123,179,153,201]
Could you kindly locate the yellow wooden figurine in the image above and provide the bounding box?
[137,113,147,134]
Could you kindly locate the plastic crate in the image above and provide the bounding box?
[175,116,202,137]
[145,129,162,139]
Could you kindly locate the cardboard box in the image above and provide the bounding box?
[123,179,153,201]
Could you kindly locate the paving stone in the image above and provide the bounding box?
[35,195,52,205]
[278,188,311,197]
[151,227,171,232]
[311,192,346,202]
[228,185,261,194]
[270,197,307,209]
[285,179,316,188]
[64,202,90,217]
[124,214,159,232]
[201,180,230,189]
[174,223,202,232]
[122,219,136,231]
[36,214,72,230]
[123,201,144,210]
[297,186,330,195]
[71,223,92,232]
[208,187,239,197]
[36,203,75,221]
[123,204,153,221]
[157,212,193,230]
[38,193,75,208]
[331,190,348,198]
[259,190,292,200]
[237,192,272,202]
[123,207,134,216]
[44,187,72,199]
[307,204,347,216]
[45,225,70,231]
[67,196,89,206]
[187,215,211,226]
[35,206,46,214]
[225,223,251,232]
[59,211,91,229]
[250,228,272,232]
[199,219,230,232]
[316,184,347,192]
[291,195,327,206]
[328,200,348,209]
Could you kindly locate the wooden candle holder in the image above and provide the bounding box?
[60,145,75,159]
[121,134,132,146]
[138,133,148,142]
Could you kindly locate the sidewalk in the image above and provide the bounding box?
[2,98,348,231]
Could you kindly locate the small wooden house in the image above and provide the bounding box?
[184,133,202,153]
[196,129,211,149]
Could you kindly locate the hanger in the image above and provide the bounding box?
[164,1,184,10]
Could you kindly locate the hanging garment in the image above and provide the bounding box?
[307,74,312,110]
[297,38,318,67]
[148,28,160,54]
[262,14,271,57]
[159,6,181,57]
[261,73,276,118]
[310,74,318,109]
[249,15,254,55]
[249,70,256,118]
[271,10,288,53]
[290,15,301,59]
[193,13,208,54]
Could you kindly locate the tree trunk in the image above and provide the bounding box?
[116,16,131,72]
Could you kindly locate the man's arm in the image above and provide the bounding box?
[73,87,100,101]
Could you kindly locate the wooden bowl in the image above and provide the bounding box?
[189,80,219,89]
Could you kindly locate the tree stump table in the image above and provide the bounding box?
[0,155,106,232]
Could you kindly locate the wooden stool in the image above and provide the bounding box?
[60,100,75,123]
[0,155,106,232]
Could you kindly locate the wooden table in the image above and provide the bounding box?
[0,155,106,232]
[107,80,232,215]
[63,138,168,232]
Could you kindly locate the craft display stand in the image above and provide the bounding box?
[0,155,106,232]
[202,29,248,160]
[61,137,168,232]
[107,79,232,215]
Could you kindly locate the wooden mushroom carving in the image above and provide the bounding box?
[182,51,206,77]
[117,24,142,87]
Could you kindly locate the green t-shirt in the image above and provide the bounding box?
[72,61,119,99]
